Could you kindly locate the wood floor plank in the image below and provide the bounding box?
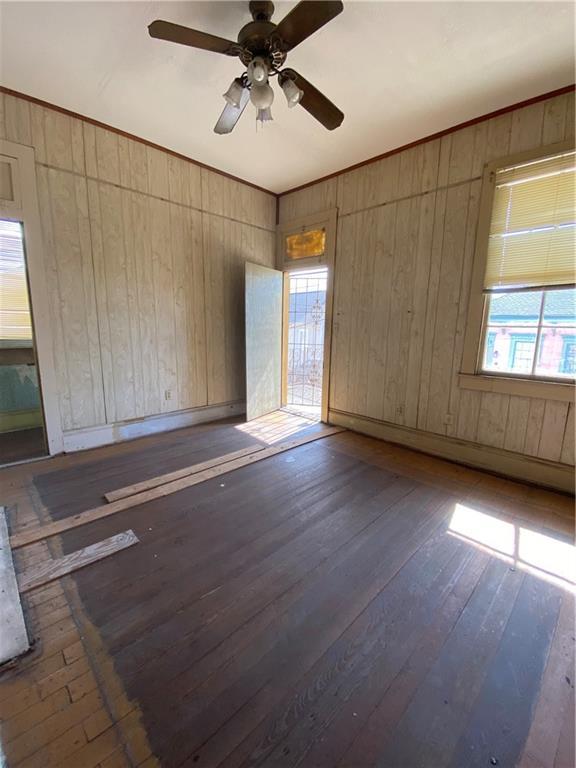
[34,423,256,514]
[554,685,575,768]
[103,443,263,502]
[2,418,570,768]
[143,487,451,765]
[519,591,575,768]
[96,457,376,648]
[367,557,526,768]
[110,470,410,686]
[11,427,345,549]
[218,526,489,768]
[58,441,362,632]
[17,531,139,593]
[447,573,563,768]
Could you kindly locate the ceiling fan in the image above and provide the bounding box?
[148,1,344,134]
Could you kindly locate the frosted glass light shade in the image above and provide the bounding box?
[281,78,303,107]
[250,83,274,109]
[247,57,268,85]
[257,107,273,123]
[223,78,244,108]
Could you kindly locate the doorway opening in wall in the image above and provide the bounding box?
[0,219,47,465]
[283,267,328,423]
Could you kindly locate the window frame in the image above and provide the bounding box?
[460,140,575,403]
[0,139,64,453]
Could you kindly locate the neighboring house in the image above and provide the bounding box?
[484,290,575,377]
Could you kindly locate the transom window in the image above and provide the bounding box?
[479,148,575,381]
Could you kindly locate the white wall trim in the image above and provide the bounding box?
[0,139,64,455]
[458,373,575,401]
[329,408,575,494]
[62,401,246,453]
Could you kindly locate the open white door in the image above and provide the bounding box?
[245,261,283,421]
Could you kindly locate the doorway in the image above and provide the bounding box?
[283,267,328,422]
[0,218,47,464]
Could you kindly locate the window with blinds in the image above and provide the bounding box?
[484,150,575,291]
[479,149,576,381]
[0,219,33,345]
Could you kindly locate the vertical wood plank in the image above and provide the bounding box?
[560,403,574,465]
[131,193,161,416]
[3,94,31,145]
[476,392,510,449]
[542,94,569,145]
[509,102,545,153]
[455,390,481,443]
[150,196,178,412]
[425,183,471,435]
[503,396,531,454]
[280,178,337,223]
[446,180,481,436]
[538,401,570,462]
[0,94,6,139]
[147,147,170,200]
[524,399,546,457]
[364,204,397,421]
[38,170,105,430]
[417,188,447,431]
[94,127,121,186]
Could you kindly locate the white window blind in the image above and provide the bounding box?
[0,219,32,343]
[484,150,576,291]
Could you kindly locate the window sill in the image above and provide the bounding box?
[458,373,575,402]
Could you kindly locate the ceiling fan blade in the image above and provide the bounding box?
[214,87,250,134]
[286,69,344,130]
[275,1,343,50]
[148,20,241,56]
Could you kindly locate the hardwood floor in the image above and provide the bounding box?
[0,415,574,768]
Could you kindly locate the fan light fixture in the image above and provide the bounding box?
[148,1,345,134]
[247,56,269,85]
[257,107,273,123]
[223,78,244,108]
[250,82,274,109]
[281,77,303,108]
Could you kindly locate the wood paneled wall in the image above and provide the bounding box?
[0,93,276,434]
[279,92,575,468]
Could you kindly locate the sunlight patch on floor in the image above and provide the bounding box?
[235,410,317,445]
[448,503,575,590]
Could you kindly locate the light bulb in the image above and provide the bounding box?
[250,83,274,109]
[222,78,244,109]
[281,78,303,108]
[247,57,268,85]
[257,107,273,123]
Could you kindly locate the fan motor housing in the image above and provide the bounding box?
[249,1,275,22]
[237,20,286,67]
[237,20,274,50]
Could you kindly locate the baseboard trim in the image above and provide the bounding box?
[328,409,575,494]
[62,402,246,453]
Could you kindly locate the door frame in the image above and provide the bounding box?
[277,208,337,424]
[0,139,63,455]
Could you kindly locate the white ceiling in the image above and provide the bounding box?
[0,1,574,193]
